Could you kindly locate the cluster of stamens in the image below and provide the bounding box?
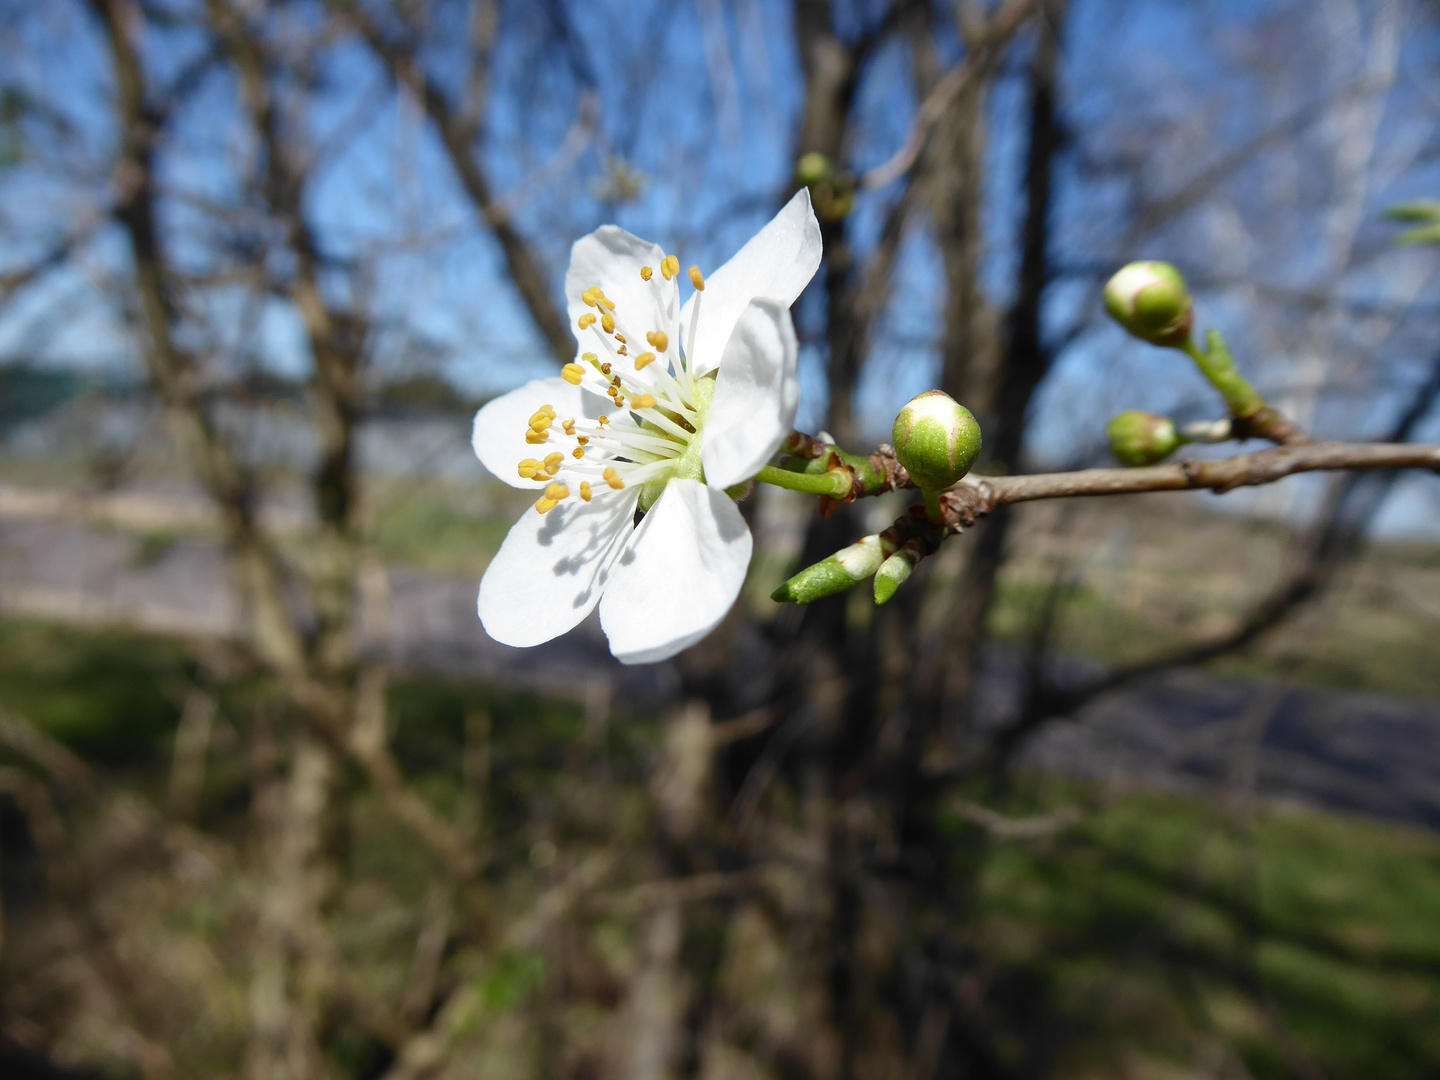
[515,254,710,514]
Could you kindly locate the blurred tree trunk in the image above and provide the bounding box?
[247,732,343,1080]
[917,0,1066,733]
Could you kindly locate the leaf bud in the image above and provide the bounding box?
[771,534,884,605]
[1106,410,1181,466]
[872,550,913,605]
[1103,261,1193,347]
[891,390,982,490]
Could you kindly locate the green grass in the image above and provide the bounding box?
[1,619,1437,1076]
[969,787,1440,1078]
[0,619,191,760]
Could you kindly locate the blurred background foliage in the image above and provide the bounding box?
[0,0,1438,1078]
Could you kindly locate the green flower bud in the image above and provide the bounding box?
[796,151,833,187]
[1107,410,1181,466]
[872,550,913,605]
[1103,261,1193,347]
[771,534,884,605]
[891,390,982,490]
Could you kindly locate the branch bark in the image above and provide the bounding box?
[939,440,1440,518]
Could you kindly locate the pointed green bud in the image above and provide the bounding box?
[771,534,884,605]
[891,390,982,491]
[873,550,913,605]
[1103,261,1193,347]
[796,151,833,187]
[1107,410,1181,466]
[1384,199,1440,223]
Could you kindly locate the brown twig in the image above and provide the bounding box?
[850,439,1440,526]
[860,0,1042,190]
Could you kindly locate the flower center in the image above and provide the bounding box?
[514,258,712,514]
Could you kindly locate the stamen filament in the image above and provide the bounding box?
[630,406,696,444]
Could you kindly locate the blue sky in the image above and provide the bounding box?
[2,0,1440,533]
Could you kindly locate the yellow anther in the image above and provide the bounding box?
[535,496,558,514]
[579,481,593,502]
[640,266,653,281]
[635,352,656,370]
[561,419,576,435]
[596,291,615,312]
[603,467,625,489]
[561,363,585,385]
[614,396,625,408]
[525,430,548,444]
[529,405,555,424]
[661,255,679,280]
[688,265,705,291]
[617,346,628,356]
[576,436,589,446]
[614,333,626,345]
[572,447,585,459]
[530,417,552,434]
[582,287,600,308]
[601,313,615,334]
[578,313,596,329]
[632,394,657,409]
[600,362,612,375]
[544,482,570,501]
[517,458,541,478]
[646,330,669,352]
[543,452,564,474]
[598,415,609,426]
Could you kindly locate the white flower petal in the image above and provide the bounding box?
[566,226,669,349]
[701,299,799,490]
[679,188,822,377]
[472,377,612,488]
[478,488,640,648]
[599,479,752,665]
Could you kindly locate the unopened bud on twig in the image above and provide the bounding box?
[1180,418,1232,444]
[795,151,833,187]
[771,534,884,605]
[891,390,982,491]
[1103,261,1193,347]
[873,547,917,605]
[1385,200,1440,245]
[1106,411,1181,466]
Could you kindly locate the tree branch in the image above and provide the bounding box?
[941,440,1439,518]
[333,0,573,362]
[860,0,1042,190]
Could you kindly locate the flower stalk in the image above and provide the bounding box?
[753,463,854,498]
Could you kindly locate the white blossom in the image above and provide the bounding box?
[471,190,822,664]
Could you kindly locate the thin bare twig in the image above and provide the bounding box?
[933,440,1440,525]
[861,0,1041,190]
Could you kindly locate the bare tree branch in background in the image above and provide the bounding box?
[334,0,574,362]
[991,347,1440,768]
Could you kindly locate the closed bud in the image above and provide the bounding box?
[796,151,833,187]
[1103,261,1193,347]
[771,535,884,605]
[1107,411,1181,466]
[892,390,982,490]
